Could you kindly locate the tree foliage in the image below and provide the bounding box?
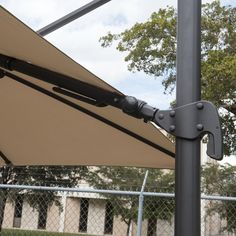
[0,165,88,230]
[100,0,236,155]
[87,167,174,236]
[202,163,236,233]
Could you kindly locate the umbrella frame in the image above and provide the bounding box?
[0,1,224,235]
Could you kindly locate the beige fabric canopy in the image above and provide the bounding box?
[0,6,175,168]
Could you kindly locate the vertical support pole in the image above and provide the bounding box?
[137,170,149,236]
[175,0,201,236]
[59,192,67,232]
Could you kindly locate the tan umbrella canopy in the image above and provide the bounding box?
[0,6,175,168]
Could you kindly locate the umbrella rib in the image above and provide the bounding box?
[0,151,12,165]
[0,53,123,108]
[2,70,175,158]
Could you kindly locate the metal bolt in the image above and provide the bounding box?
[196,103,204,110]
[158,113,164,120]
[169,110,175,117]
[196,124,204,131]
[169,125,175,132]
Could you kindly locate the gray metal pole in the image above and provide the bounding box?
[137,170,149,236]
[37,0,111,36]
[175,0,201,235]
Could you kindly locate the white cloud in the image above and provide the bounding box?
[221,0,236,6]
[0,0,92,28]
[37,0,179,91]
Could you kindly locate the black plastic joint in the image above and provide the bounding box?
[121,96,158,121]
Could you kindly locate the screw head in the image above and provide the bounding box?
[169,125,175,132]
[196,124,204,131]
[158,114,164,120]
[169,110,175,117]
[114,97,119,103]
[196,103,204,110]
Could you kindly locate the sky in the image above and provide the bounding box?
[1,0,235,164]
[1,0,235,109]
[2,0,235,109]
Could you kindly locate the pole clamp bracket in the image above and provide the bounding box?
[154,101,223,160]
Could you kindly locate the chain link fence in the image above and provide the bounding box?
[0,184,235,236]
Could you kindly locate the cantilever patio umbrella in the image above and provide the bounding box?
[0,6,174,168]
[0,2,225,235]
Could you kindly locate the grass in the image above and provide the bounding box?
[1,229,95,236]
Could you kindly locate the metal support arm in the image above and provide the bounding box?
[121,97,223,161]
[37,0,111,36]
[155,101,223,160]
[0,53,222,160]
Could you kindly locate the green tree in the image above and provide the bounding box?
[143,170,175,236]
[0,164,88,231]
[87,167,174,236]
[99,0,236,156]
[202,162,236,233]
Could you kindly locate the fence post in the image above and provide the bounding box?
[137,170,149,236]
[59,192,67,232]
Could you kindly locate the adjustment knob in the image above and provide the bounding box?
[121,96,139,114]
